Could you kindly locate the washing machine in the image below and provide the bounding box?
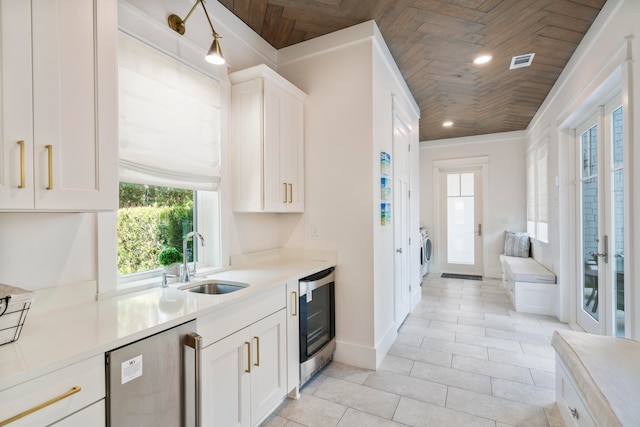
[420,227,432,276]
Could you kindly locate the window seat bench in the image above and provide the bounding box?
[500,255,557,316]
[552,330,640,427]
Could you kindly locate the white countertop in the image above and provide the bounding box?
[0,258,334,391]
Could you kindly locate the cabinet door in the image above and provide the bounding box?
[263,80,304,213]
[0,0,34,209]
[286,281,300,396]
[263,79,286,213]
[31,0,117,211]
[231,78,264,212]
[250,309,287,425]
[280,88,304,212]
[201,327,252,427]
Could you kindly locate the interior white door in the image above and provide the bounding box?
[393,109,411,327]
[576,98,626,336]
[439,168,483,276]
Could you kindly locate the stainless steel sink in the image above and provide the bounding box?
[179,280,249,295]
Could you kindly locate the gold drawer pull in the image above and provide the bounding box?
[254,336,260,367]
[244,341,251,373]
[288,183,292,203]
[17,141,25,189]
[283,183,287,203]
[0,386,81,427]
[45,145,53,190]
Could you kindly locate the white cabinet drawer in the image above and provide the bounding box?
[51,400,105,427]
[556,358,596,427]
[0,354,105,427]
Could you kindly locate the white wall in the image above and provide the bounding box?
[278,21,420,368]
[524,0,640,330]
[372,43,422,359]
[0,213,96,289]
[278,38,377,367]
[420,132,527,278]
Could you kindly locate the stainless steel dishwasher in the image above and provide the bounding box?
[106,320,197,426]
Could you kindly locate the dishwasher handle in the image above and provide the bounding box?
[185,332,202,427]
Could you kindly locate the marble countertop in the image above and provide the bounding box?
[0,258,334,391]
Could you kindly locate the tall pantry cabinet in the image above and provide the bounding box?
[0,0,117,211]
[230,65,306,213]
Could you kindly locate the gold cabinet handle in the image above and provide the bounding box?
[17,141,25,189]
[292,291,298,316]
[45,145,53,190]
[288,183,293,203]
[254,336,260,367]
[244,341,251,373]
[0,386,81,427]
[283,183,287,203]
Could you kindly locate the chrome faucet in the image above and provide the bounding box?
[181,231,205,283]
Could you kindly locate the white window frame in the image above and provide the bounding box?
[117,188,221,286]
[526,138,549,243]
[114,29,225,288]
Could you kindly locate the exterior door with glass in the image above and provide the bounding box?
[439,168,483,276]
[576,98,626,337]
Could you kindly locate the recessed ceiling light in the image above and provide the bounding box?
[443,121,454,127]
[473,55,492,65]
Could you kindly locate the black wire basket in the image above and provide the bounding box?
[0,284,36,346]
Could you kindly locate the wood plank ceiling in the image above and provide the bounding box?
[218,0,607,141]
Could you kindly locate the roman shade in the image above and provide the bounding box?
[118,32,221,191]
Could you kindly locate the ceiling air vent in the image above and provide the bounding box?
[510,53,535,69]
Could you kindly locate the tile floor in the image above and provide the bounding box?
[262,274,573,427]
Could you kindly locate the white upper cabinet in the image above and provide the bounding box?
[230,65,306,213]
[0,0,117,211]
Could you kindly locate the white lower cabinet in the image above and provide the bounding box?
[0,354,105,427]
[201,309,287,427]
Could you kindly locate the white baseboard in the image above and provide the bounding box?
[334,324,397,371]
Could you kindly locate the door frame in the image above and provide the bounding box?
[558,59,632,335]
[433,156,489,276]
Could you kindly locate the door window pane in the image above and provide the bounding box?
[447,174,460,197]
[447,173,475,265]
[460,173,474,196]
[613,169,624,336]
[611,106,624,336]
[582,125,598,178]
[612,107,623,168]
[582,176,599,321]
